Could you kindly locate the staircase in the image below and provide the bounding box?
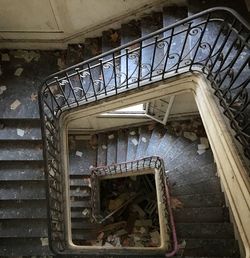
[0,1,249,257]
[67,120,241,257]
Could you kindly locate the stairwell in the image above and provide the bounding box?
[0,1,249,257]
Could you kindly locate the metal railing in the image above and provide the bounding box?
[38,7,250,254]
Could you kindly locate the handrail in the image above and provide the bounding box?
[90,156,178,257]
[38,7,250,254]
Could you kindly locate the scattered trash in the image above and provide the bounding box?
[82,208,89,216]
[129,131,136,136]
[183,131,197,141]
[131,138,138,146]
[197,149,206,155]
[0,85,7,95]
[40,237,48,246]
[30,92,38,102]
[141,137,147,143]
[14,67,23,76]
[10,99,21,110]
[108,134,115,140]
[75,151,83,157]
[198,144,207,150]
[17,128,25,137]
[1,53,10,61]
[200,137,209,149]
[102,144,107,150]
[90,174,161,248]
[11,50,40,63]
[170,197,183,210]
[57,58,65,70]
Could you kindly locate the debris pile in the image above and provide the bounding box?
[90,174,161,248]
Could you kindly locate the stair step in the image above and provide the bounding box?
[0,219,48,238]
[163,6,188,73]
[163,137,190,164]
[0,160,44,181]
[146,125,165,156]
[0,238,51,256]
[126,128,139,161]
[173,192,224,208]
[107,132,117,165]
[97,133,107,166]
[72,229,99,240]
[102,29,121,92]
[173,207,229,223]
[70,200,91,208]
[0,140,43,160]
[141,12,163,79]
[117,129,128,163]
[167,162,216,185]
[171,176,221,195]
[177,239,240,257]
[0,200,47,219]
[0,118,41,140]
[0,181,46,200]
[176,223,235,239]
[69,139,97,175]
[120,20,141,85]
[156,132,177,156]
[168,149,214,172]
[135,126,151,159]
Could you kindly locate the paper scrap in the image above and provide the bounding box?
[197,149,206,155]
[0,85,7,95]
[131,138,138,146]
[129,131,136,136]
[108,134,114,140]
[141,137,147,143]
[1,53,10,61]
[40,237,48,246]
[30,92,38,102]
[82,208,89,216]
[102,144,107,150]
[17,128,25,137]
[14,67,23,76]
[75,151,83,157]
[10,99,21,110]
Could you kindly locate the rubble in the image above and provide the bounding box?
[17,128,25,137]
[75,151,83,157]
[0,85,7,95]
[131,138,138,146]
[1,53,10,61]
[90,174,161,248]
[108,134,115,140]
[183,131,197,141]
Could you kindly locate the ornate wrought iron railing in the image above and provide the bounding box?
[38,7,250,254]
[90,156,178,257]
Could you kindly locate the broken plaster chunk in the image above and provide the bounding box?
[11,50,40,63]
[108,134,115,140]
[198,144,207,150]
[183,131,197,141]
[14,67,23,76]
[75,151,83,157]
[129,131,136,136]
[82,208,89,216]
[102,144,107,150]
[200,137,209,149]
[141,137,147,143]
[17,128,25,137]
[1,53,10,61]
[40,237,49,246]
[0,85,7,95]
[197,149,206,155]
[131,138,138,146]
[10,99,21,110]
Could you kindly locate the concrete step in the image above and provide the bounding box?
[0,118,41,140]
[0,140,43,160]
[176,223,235,239]
[173,207,229,223]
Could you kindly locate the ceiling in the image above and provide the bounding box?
[0,0,170,49]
